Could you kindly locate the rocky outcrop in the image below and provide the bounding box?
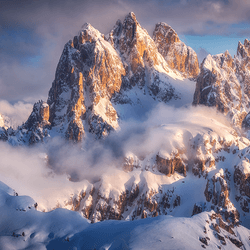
[0,101,51,145]
[193,41,250,128]
[242,112,250,131]
[156,153,187,176]
[25,101,50,130]
[47,23,125,140]
[0,127,8,141]
[23,101,51,144]
[234,149,250,213]
[108,12,181,104]
[153,22,200,78]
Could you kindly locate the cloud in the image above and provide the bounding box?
[0,102,232,212]
[0,100,33,128]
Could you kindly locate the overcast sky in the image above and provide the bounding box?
[1,0,250,104]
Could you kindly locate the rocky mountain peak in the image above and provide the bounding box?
[108,12,183,104]
[47,20,126,141]
[25,100,50,130]
[193,45,250,128]
[153,22,180,45]
[2,12,201,144]
[77,23,103,44]
[237,39,250,59]
[153,22,199,78]
[123,12,138,30]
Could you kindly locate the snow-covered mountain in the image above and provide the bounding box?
[193,40,250,129]
[1,12,199,144]
[0,180,249,249]
[1,12,250,250]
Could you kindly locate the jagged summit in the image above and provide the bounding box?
[78,22,103,42]
[1,12,199,144]
[123,12,137,25]
[237,39,250,58]
[193,43,250,129]
[153,22,200,78]
[154,22,180,43]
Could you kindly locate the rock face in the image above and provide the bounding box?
[0,114,9,141]
[156,153,187,177]
[234,147,250,213]
[1,12,199,144]
[153,22,200,78]
[242,113,250,130]
[47,23,126,140]
[0,101,51,145]
[23,101,51,144]
[108,12,187,104]
[193,40,250,128]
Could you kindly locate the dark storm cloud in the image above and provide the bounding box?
[1,0,250,103]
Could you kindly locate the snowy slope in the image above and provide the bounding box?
[0,181,249,250]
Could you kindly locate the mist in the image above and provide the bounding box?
[0,100,33,128]
[0,102,234,211]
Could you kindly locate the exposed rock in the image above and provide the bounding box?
[2,12,200,144]
[156,153,187,176]
[228,237,244,248]
[153,22,199,78]
[192,203,204,216]
[234,153,250,213]
[242,112,250,130]
[199,237,208,246]
[25,101,50,130]
[109,12,181,104]
[193,42,250,128]
[47,23,125,140]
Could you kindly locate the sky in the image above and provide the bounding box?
[1,0,250,106]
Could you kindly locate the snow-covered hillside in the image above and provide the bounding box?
[0,181,249,250]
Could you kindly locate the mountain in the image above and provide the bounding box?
[193,40,250,129]
[0,12,199,144]
[153,22,200,78]
[0,181,249,249]
[2,12,250,250]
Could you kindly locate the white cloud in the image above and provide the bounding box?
[0,100,33,128]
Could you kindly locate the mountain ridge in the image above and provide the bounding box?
[2,12,250,250]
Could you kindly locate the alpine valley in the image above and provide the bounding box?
[1,12,250,249]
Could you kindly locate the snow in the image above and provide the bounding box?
[0,181,90,250]
[47,212,250,250]
[1,177,249,250]
[93,97,119,130]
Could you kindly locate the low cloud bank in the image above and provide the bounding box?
[0,104,233,210]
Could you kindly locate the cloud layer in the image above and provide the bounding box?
[0,103,233,211]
